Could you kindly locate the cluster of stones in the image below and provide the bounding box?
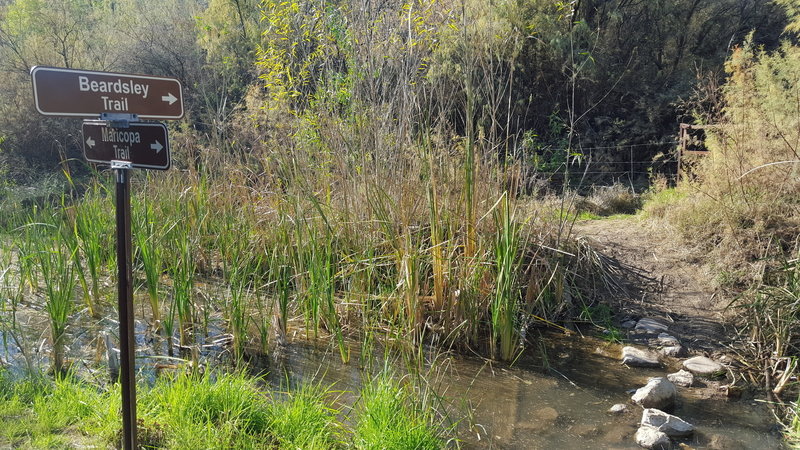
[617,317,727,449]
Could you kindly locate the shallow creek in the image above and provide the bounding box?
[257,333,782,449]
[0,303,783,449]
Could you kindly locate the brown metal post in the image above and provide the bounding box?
[115,165,137,449]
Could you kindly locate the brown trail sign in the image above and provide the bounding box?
[31,66,183,119]
[82,121,170,170]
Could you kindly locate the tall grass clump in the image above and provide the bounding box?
[267,383,341,449]
[85,0,612,366]
[142,371,272,448]
[0,371,118,448]
[492,193,524,362]
[169,221,196,349]
[69,182,114,319]
[226,255,260,362]
[353,374,444,449]
[133,198,166,328]
[32,224,77,374]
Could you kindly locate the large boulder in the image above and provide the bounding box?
[683,356,724,376]
[640,408,695,437]
[667,369,694,387]
[635,426,672,449]
[632,377,677,409]
[622,346,660,367]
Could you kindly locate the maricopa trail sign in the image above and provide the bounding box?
[82,121,170,170]
[30,66,184,119]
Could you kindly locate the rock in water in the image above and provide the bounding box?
[622,346,661,367]
[521,407,559,432]
[635,318,670,334]
[667,369,694,387]
[632,377,677,409]
[707,433,746,450]
[660,346,686,357]
[657,333,680,346]
[640,408,695,437]
[682,356,724,376]
[608,403,629,414]
[635,425,672,449]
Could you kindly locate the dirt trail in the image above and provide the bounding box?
[572,217,731,352]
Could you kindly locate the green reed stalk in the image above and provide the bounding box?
[253,289,271,354]
[272,244,292,348]
[0,242,13,351]
[227,253,261,362]
[401,231,421,338]
[35,234,77,374]
[170,229,195,348]
[228,267,247,362]
[70,189,112,319]
[492,192,522,361]
[15,221,41,294]
[293,214,318,339]
[162,292,177,357]
[134,200,164,326]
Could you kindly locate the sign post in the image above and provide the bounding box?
[112,160,136,450]
[31,65,183,450]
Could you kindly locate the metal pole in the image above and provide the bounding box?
[115,165,137,449]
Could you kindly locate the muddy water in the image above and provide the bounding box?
[0,304,783,449]
[257,334,783,449]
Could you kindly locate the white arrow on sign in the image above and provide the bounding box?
[161,93,177,105]
[86,136,95,148]
[150,140,164,153]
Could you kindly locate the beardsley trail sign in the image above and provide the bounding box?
[31,66,183,119]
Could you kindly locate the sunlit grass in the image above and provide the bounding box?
[0,367,454,449]
[353,374,444,449]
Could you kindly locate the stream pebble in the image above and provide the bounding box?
[657,333,680,346]
[660,345,686,357]
[632,377,677,409]
[682,355,724,376]
[621,346,661,367]
[608,403,629,414]
[635,318,670,334]
[666,369,694,387]
[641,408,695,437]
[635,425,672,449]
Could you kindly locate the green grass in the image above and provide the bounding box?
[641,187,686,219]
[143,372,272,448]
[267,383,341,449]
[353,375,443,449]
[0,367,452,449]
